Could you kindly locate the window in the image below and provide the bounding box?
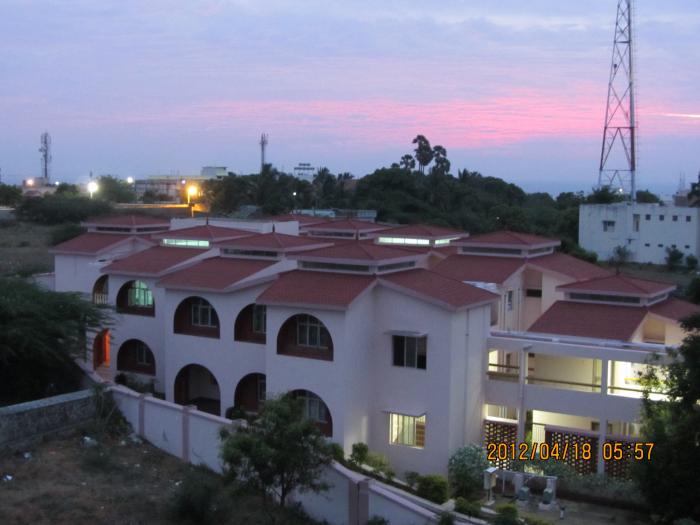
[602,220,615,232]
[390,413,426,448]
[393,336,427,369]
[252,305,266,334]
[645,214,651,220]
[687,216,692,223]
[162,239,210,248]
[127,280,153,308]
[644,243,650,247]
[525,289,542,298]
[673,215,678,222]
[135,343,153,365]
[299,392,327,423]
[633,214,640,232]
[191,298,218,327]
[506,290,514,311]
[659,215,665,221]
[658,244,663,248]
[296,314,330,348]
[685,245,690,249]
[257,377,266,404]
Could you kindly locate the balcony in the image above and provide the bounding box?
[92,292,109,305]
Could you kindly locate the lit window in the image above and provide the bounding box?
[191,298,218,327]
[162,239,210,248]
[393,336,427,369]
[252,305,266,334]
[390,413,426,448]
[127,280,153,308]
[296,315,330,348]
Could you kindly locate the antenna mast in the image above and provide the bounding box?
[598,0,636,200]
[39,131,52,183]
[259,133,268,173]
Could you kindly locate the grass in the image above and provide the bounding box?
[0,220,54,277]
[0,432,321,525]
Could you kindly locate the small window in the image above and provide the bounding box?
[191,298,217,327]
[659,215,665,221]
[525,289,542,298]
[673,215,678,222]
[644,243,650,247]
[658,244,663,248]
[645,214,651,220]
[633,214,640,232]
[687,216,692,223]
[506,290,514,311]
[252,305,266,334]
[390,413,426,448]
[602,220,615,232]
[685,245,690,249]
[393,336,427,369]
[672,244,677,248]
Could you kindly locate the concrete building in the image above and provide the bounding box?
[579,202,700,264]
[50,216,699,478]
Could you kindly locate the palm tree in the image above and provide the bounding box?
[412,135,433,174]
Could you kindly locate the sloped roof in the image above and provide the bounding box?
[432,254,524,284]
[458,230,559,248]
[269,214,328,225]
[379,269,498,310]
[377,224,466,239]
[217,232,332,252]
[83,214,170,227]
[557,274,675,297]
[157,257,275,291]
[294,241,419,262]
[302,219,390,233]
[257,270,375,309]
[648,297,700,322]
[528,252,612,281]
[101,246,205,276]
[528,301,647,341]
[51,233,146,255]
[153,225,254,241]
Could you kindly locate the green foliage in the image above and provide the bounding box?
[329,442,345,462]
[367,517,390,525]
[219,394,334,507]
[666,246,684,271]
[634,313,700,522]
[686,277,700,304]
[494,503,519,525]
[454,497,481,517]
[587,186,625,204]
[404,470,420,489]
[523,516,555,525]
[609,244,631,267]
[0,278,109,405]
[560,239,598,263]
[686,254,698,272]
[365,451,394,480]
[96,175,136,203]
[50,223,86,246]
[415,474,448,504]
[350,442,369,465]
[448,444,490,499]
[0,183,22,206]
[436,511,456,525]
[224,405,248,420]
[55,183,80,195]
[635,189,662,204]
[15,194,113,224]
[168,466,226,524]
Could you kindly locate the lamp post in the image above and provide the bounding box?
[87,181,99,199]
[126,176,134,184]
[187,185,198,217]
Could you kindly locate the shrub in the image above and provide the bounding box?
[350,442,369,465]
[454,497,481,517]
[329,442,345,462]
[448,444,490,499]
[50,223,86,246]
[686,255,698,272]
[494,503,519,525]
[367,517,390,525]
[224,405,247,420]
[169,466,221,523]
[437,511,456,525]
[416,474,448,504]
[666,246,684,271]
[15,194,112,224]
[404,471,420,489]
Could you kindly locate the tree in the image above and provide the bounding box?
[399,154,415,171]
[55,183,80,195]
[666,247,684,271]
[609,245,631,268]
[412,135,433,174]
[431,145,450,176]
[96,175,136,203]
[634,314,700,522]
[635,189,662,204]
[15,194,113,224]
[686,277,700,304]
[586,187,625,204]
[686,254,698,273]
[0,183,22,206]
[448,444,490,499]
[0,278,109,405]
[220,394,334,507]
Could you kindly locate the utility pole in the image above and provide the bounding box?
[39,132,52,183]
[598,0,637,201]
[259,133,268,174]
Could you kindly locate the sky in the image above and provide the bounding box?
[1,0,698,195]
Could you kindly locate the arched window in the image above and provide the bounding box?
[117,339,155,376]
[234,304,266,344]
[174,297,220,338]
[116,280,155,316]
[174,364,221,415]
[234,373,266,413]
[277,314,333,361]
[290,389,332,437]
[92,275,109,305]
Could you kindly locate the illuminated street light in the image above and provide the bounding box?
[187,185,198,205]
[126,176,134,184]
[26,178,34,187]
[87,181,99,198]
[181,179,187,186]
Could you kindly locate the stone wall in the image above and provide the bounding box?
[0,389,97,453]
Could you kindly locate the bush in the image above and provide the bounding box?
[224,405,247,420]
[686,255,698,272]
[329,442,345,462]
[454,497,481,517]
[448,444,490,499]
[50,223,86,246]
[404,471,420,489]
[15,194,112,224]
[437,511,455,525]
[416,474,448,504]
[350,442,369,465]
[367,517,390,525]
[169,466,222,523]
[666,246,684,271]
[494,503,519,525]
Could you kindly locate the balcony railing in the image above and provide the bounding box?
[92,292,109,305]
[486,363,519,382]
[527,376,601,393]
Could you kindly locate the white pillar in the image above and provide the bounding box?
[517,346,530,443]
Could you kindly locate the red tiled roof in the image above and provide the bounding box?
[217,232,332,251]
[295,241,419,262]
[257,270,375,308]
[101,246,205,276]
[157,257,274,291]
[432,254,524,284]
[377,224,466,238]
[648,297,700,322]
[51,233,144,255]
[153,225,254,241]
[528,301,647,341]
[379,269,498,310]
[557,274,675,296]
[528,252,612,281]
[83,214,170,227]
[302,219,390,232]
[459,230,559,247]
[269,214,328,225]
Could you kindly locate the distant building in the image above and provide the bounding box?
[200,166,228,178]
[579,202,700,264]
[22,177,57,197]
[293,163,315,182]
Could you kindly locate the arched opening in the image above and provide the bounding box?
[117,339,155,376]
[234,373,266,413]
[116,280,155,316]
[92,329,110,369]
[234,304,266,344]
[290,389,333,437]
[173,297,220,338]
[92,275,109,305]
[277,314,333,361]
[174,364,221,415]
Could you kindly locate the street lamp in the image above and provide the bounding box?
[187,185,198,205]
[87,181,99,199]
[126,176,134,184]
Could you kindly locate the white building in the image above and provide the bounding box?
[51,216,699,479]
[579,202,700,264]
